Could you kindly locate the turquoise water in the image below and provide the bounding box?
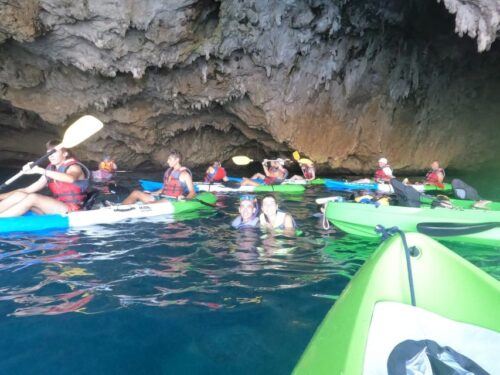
[0,170,498,374]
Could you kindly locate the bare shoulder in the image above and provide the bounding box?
[180,170,193,180]
[66,163,84,174]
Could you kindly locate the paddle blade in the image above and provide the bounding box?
[417,222,499,237]
[61,115,103,149]
[292,151,300,161]
[232,156,253,165]
[298,158,313,165]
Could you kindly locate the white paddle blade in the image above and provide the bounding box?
[61,115,104,149]
[232,156,253,165]
[315,196,344,205]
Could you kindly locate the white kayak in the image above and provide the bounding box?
[0,193,216,234]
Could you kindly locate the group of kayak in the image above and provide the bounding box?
[0,128,497,373]
[0,137,497,244]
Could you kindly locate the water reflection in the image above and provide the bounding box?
[0,188,497,319]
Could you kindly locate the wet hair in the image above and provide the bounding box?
[46,139,72,157]
[168,149,182,163]
[261,194,277,204]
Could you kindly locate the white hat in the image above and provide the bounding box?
[378,157,388,164]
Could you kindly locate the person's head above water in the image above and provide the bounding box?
[239,194,257,221]
[261,195,278,216]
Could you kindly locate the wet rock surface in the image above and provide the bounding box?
[0,0,499,173]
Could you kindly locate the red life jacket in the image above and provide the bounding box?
[46,159,90,211]
[301,165,315,180]
[264,166,287,185]
[425,168,445,188]
[204,166,226,183]
[374,166,392,181]
[162,167,192,198]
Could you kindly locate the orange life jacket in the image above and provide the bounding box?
[99,160,116,173]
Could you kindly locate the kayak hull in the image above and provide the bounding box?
[325,202,500,246]
[139,180,305,194]
[325,179,452,193]
[0,193,216,234]
[293,233,500,374]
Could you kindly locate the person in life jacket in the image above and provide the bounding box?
[259,195,296,232]
[204,161,228,183]
[121,150,195,204]
[231,194,259,229]
[241,159,288,186]
[98,155,117,174]
[424,161,445,188]
[0,139,90,217]
[374,157,394,183]
[290,159,316,181]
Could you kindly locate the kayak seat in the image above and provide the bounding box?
[82,190,100,210]
[390,179,421,207]
[451,178,481,200]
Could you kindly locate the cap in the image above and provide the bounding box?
[240,194,256,203]
[378,157,388,164]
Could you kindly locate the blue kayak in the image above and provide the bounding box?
[324,179,378,191]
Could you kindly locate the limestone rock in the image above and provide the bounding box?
[0,0,499,174]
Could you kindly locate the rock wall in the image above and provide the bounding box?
[0,0,499,173]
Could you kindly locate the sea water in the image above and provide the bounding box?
[0,169,497,374]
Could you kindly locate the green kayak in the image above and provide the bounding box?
[281,178,325,185]
[421,196,500,211]
[324,202,500,246]
[294,232,500,374]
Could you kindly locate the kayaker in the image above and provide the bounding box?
[353,191,390,206]
[374,157,394,183]
[425,161,445,188]
[259,195,296,231]
[231,195,259,229]
[98,155,117,174]
[241,159,288,186]
[204,161,228,183]
[121,150,195,204]
[0,139,90,217]
[290,160,316,181]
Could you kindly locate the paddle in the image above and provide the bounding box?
[232,156,254,165]
[315,196,344,205]
[0,115,103,191]
[417,222,500,237]
[231,155,289,166]
[192,196,217,208]
[292,150,313,166]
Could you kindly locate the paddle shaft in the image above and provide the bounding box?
[0,149,57,191]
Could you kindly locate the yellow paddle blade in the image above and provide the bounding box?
[232,155,254,165]
[298,158,314,165]
[61,115,104,149]
[292,151,301,161]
